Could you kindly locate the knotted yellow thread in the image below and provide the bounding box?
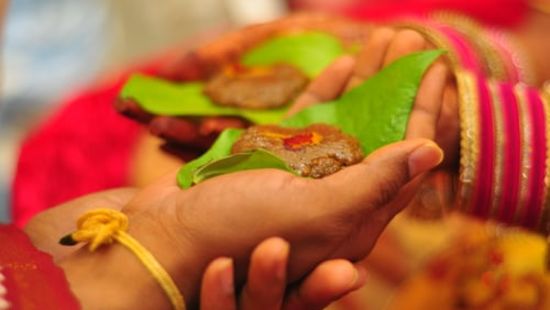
[60,208,185,310]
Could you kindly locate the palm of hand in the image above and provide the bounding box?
[122,136,436,296]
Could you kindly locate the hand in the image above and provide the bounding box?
[200,237,367,310]
[284,27,458,282]
[115,14,372,154]
[288,27,458,168]
[111,136,443,307]
[24,189,363,309]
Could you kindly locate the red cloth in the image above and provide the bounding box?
[11,70,147,227]
[342,0,528,26]
[11,0,530,227]
[0,224,80,309]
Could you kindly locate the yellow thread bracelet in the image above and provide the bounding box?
[59,208,186,310]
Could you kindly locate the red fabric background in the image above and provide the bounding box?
[342,0,527,26]
[11,68,153,227]
[0,224,80,309]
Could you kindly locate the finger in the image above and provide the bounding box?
[363,231,409,284]
[199,117,248,136]
[158,51,210,81]
[284,260,367,310]
[287,55,356,117]
[322,139,444,211]
[346,27,396,90]
[405,62,449,140]
[200,257,237,310]
[149,116,201,144]
[240,237,289,310]
[382,29,427,67]
[159,142,202,161]
[114,98,154,123]
[150,116,240,149]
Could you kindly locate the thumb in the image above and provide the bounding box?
[321,139,444,210]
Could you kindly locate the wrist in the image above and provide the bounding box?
[59,240,171,309]
[58,211,203,309]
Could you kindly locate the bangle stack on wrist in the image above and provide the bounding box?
[457,70,550,235]
[396,12,549,235]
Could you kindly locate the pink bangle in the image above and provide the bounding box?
[495,82,522,223]
[470,74,496,219]
[523,86,547,228]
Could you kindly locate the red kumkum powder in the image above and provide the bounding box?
[283,132,322,150]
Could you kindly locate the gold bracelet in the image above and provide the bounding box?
[454,69,481,214]
[59,209,186,310]
[432,11,536,85]
[431,11,508,80]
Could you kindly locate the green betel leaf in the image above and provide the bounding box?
[283,50,445,154]
[177,128,243,188]
[241,32,345,77]
[119,32,344,123]
[120,75,287,124]
[192,149,295,184]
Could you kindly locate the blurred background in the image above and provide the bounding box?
[0,0,297,221]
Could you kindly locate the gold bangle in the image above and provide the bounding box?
[394,21,460,70]
[432,11,536,85]
[488,80,506,218]
[431,11,508,80]
[455,69,481,214]
[60,209,186,310]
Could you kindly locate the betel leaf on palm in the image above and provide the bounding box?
[283,50,445,155]
[192,150,295,185]
[178,50,445,188]
[177,128,244,188]
[119,32,346,123]
[120,76,287,124]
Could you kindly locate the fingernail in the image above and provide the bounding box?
[219,258,234,296]
[408,141,444,178]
